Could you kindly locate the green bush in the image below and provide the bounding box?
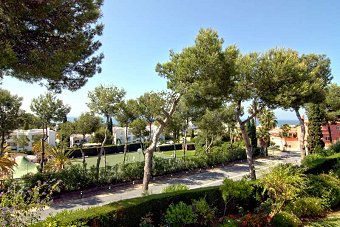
[259,164,305,217]
[285,197,325,217]
[192,198,216,225]
[162,184,189,193]
[305,174,340,208]
[220,178,255,215]
[303,152,340,174]
[271,211,302,227]
[330,141,340,153]
[163,202,197,225]
[36,186,224,227]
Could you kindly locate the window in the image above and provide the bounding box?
[336,126,340,131]
[325,136,330,141]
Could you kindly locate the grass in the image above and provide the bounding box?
[71,150,196,168]
[304,210,340,226]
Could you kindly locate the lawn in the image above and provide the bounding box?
[304,210,340,226]
[71,150,196,168]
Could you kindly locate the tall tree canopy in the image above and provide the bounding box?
[30,92,71,125]
[0,0,104,92]
[87,84,125,180]
[0,89,23,154]
[257,49,332,159]
[30,92,71,171]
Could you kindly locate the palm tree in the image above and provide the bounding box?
[45,146,73,172]
[259,108,278,155]
[0,155,16,178]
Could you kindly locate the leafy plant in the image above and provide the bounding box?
[220,178,253,215]
[285,197,325,218]
[192,197,216,225]
[162,184,189,193]
[271,211,302,227]
[259,164,305,218]
[305,174,340,208]
[164,201,197,225]
[0,180,59,226]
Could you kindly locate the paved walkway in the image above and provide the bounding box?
[40,151,301,219]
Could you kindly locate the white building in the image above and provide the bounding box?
[7,129,56,152]
[69,134,93,147]
[112,124,165,145]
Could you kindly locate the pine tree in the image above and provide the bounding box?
[306,103,326,153]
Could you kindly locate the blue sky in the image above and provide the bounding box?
[2,0,339,119]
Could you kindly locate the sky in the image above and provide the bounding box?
[2,0,340,119]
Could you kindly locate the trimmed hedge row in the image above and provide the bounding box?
[36,184,262,227]
[303,152,340,174]
[69,143,195,158]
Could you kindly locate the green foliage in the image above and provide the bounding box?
[306,103,326,153]
[303,152,340,174]
[271,211,302,227]
[0,0,104,92]
[162,184,189,193]
[285,197,325,218]
[220,178,254,204]
[30,92,71,124]
[192,198,216,225]
[246,118,257,148]
[164,201,197,225]
[259,164,305,217]
[0,180,59,226]
[330,141,340,153]
[38,186,224,227]
[0,89,23,154]
[305,174,340,209]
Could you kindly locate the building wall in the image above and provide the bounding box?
[7,129,56,151]
[321,123,340,148]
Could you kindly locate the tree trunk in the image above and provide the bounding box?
[239,122,256,180]
[149,123,152,142]
[183,118,188,159]
[173,143,176,159]
[327,122,333,143]
[142,94,181,192]
[142,123,165,192]
[81,134,86,171]
[40,124,48,173]
[295,108,306,160]
[123,125,128,164]
[0,132,5,155]
[96,127,107,181]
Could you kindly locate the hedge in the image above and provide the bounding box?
[69,143,195,158]
[35,184,261,227]
[303,152,340,174]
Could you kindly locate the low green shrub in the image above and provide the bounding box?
[305,174,340,209]
[303,152,340,174]
[220,178,256,215]
[35,186,224,227]
[162,184,189,193]
[163,201,197,225]
[271,211,302,227]
[285,197,325,217]
[329,141,340,153]
[192,198,216,225]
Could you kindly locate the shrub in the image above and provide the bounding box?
[303,152,340,174]
[329,141,340,153]
[220,178,254,215]
[305,174,340,208]
[192,197,216,225]
[36,186,224,227]
[259,164,305,217]
[162,184,189,193]
[271,211,302,227]
[163,202,197,225]
[285,197,325,218]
